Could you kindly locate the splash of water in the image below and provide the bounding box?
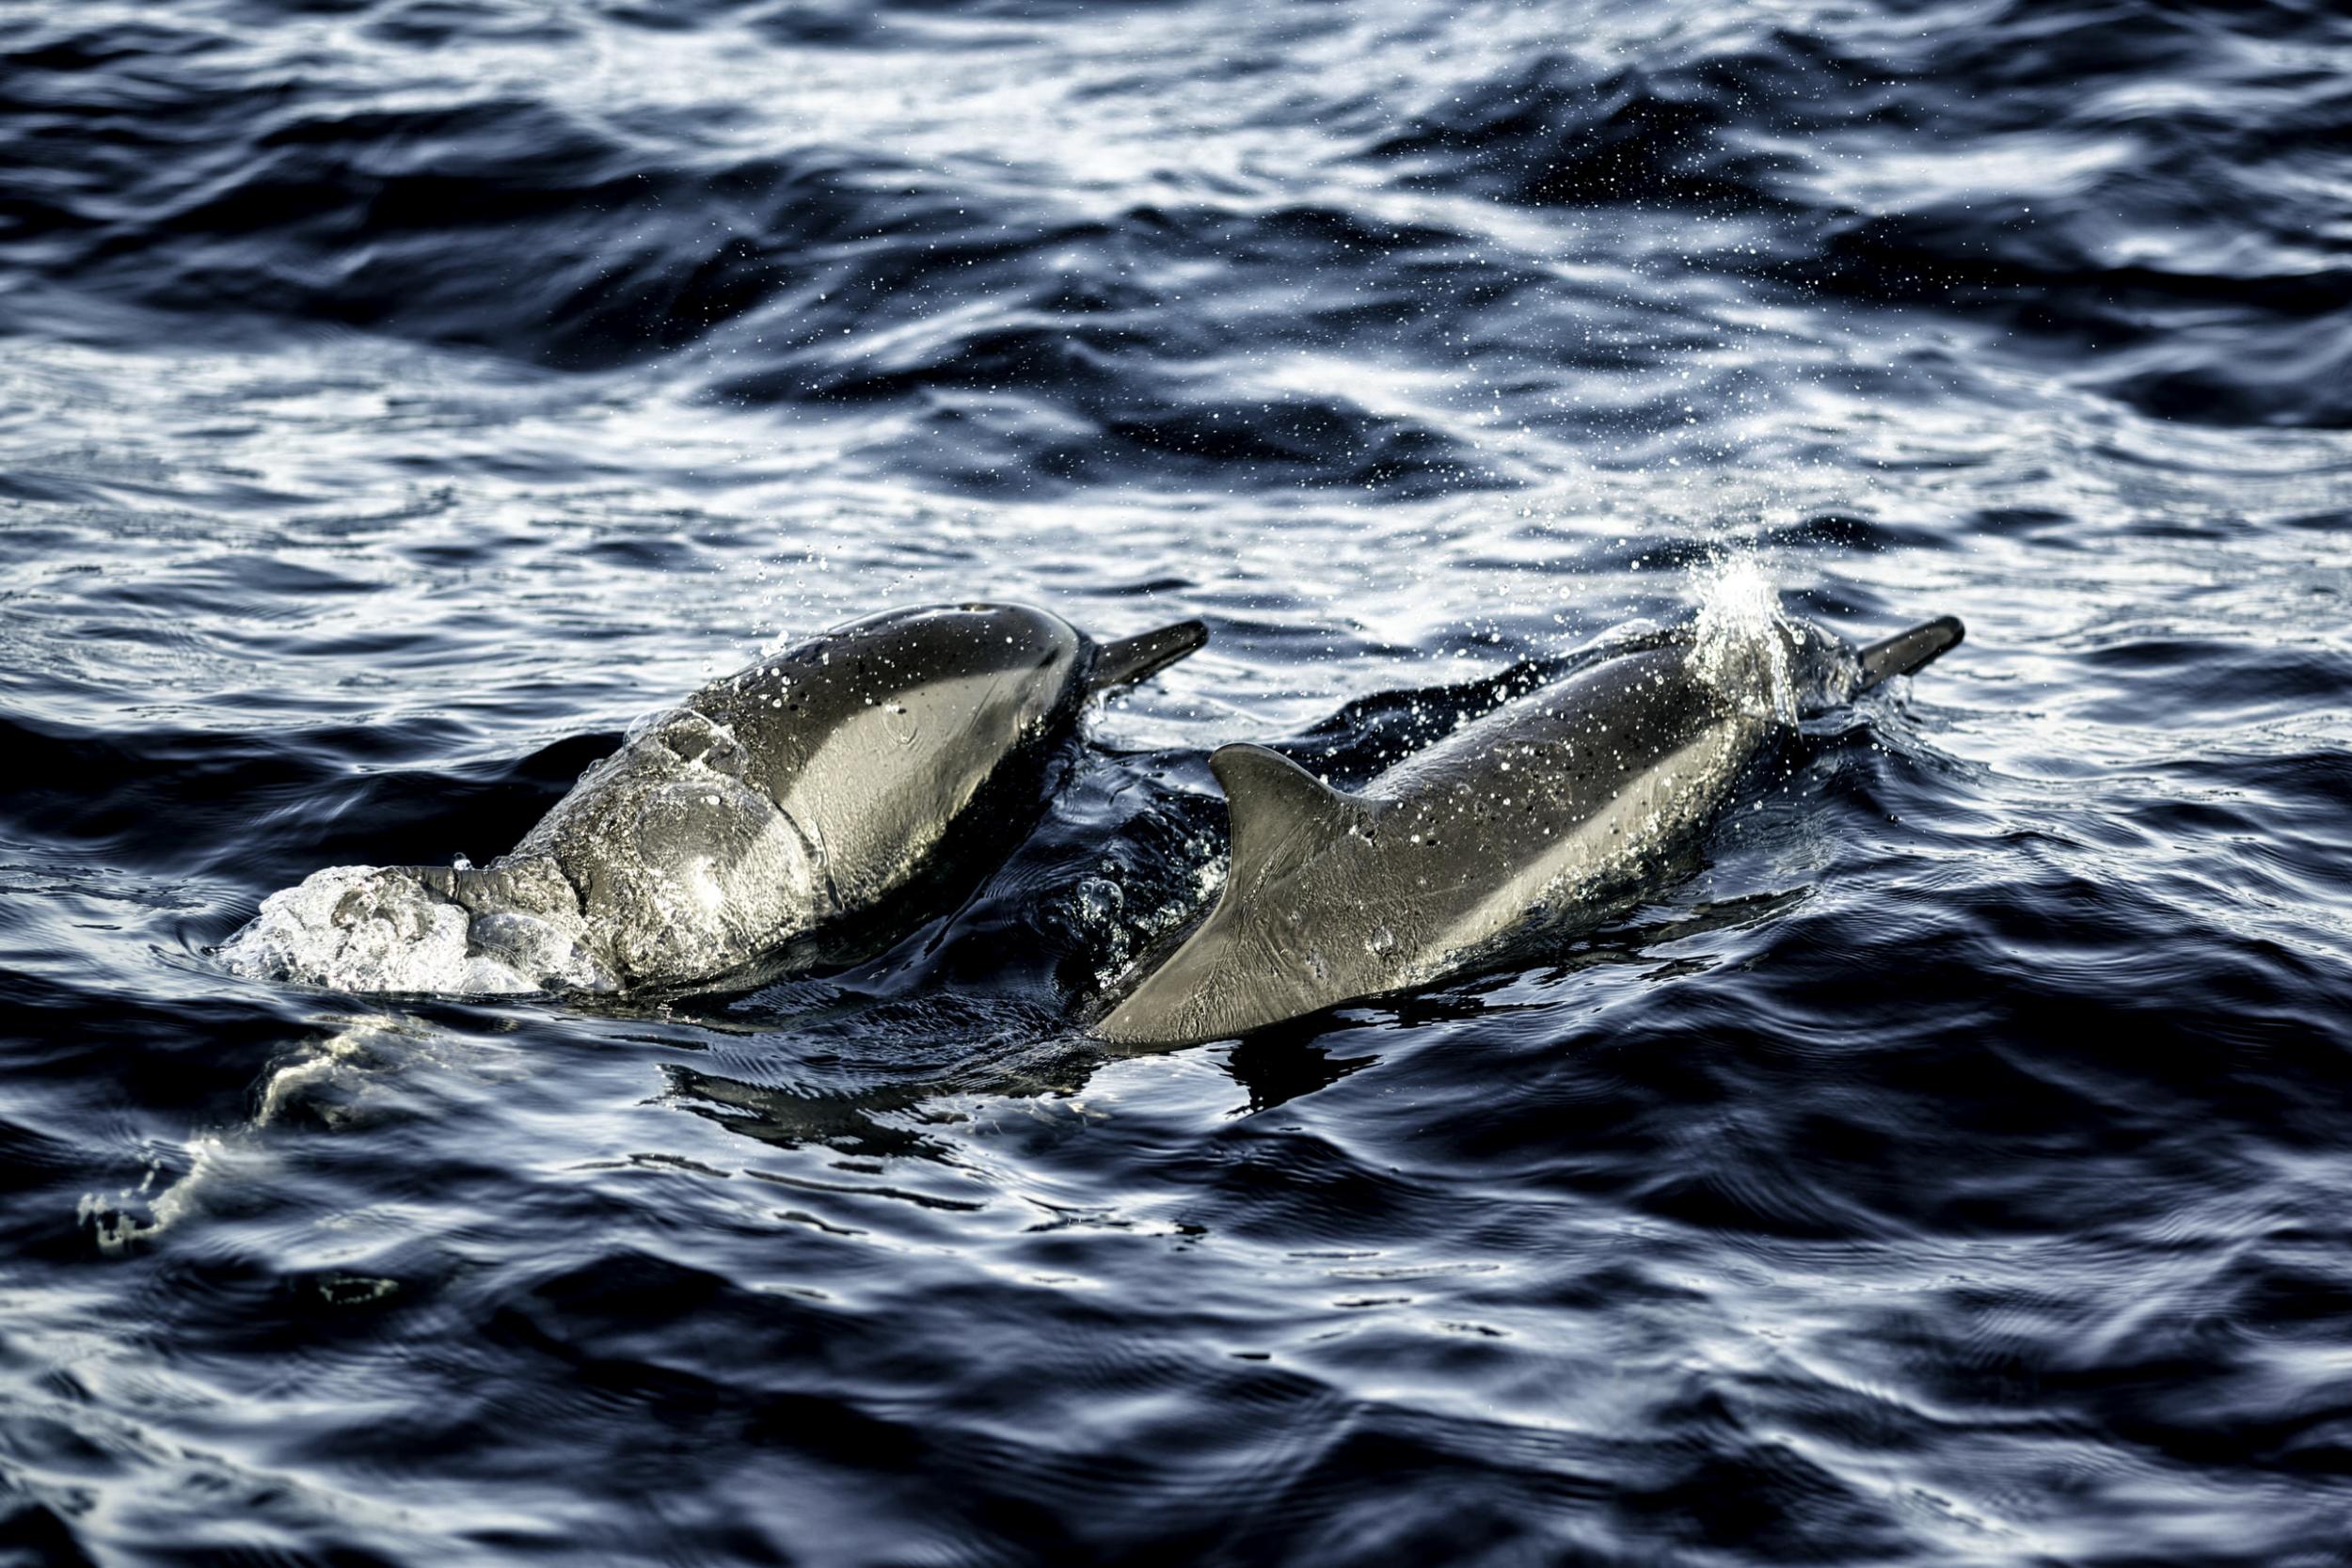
[1688,551,1799,723]
[217,865,542,994]
[78,1134,236,1254]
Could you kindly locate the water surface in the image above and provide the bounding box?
[4,0,2350,1562]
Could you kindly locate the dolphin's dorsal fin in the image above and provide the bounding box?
[1210,743,1373,889]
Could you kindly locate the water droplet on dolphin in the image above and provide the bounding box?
[883,702,919,746]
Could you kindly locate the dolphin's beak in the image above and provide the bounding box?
[1856,616,1964,690]
[1089,618,1209,691]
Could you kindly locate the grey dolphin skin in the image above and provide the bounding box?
[241,603,1205,993]
[1091,612,1962,1047]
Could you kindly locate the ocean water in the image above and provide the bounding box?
[4,0,2351,1563]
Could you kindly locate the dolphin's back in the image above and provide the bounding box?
[1096,645,1770,1046]
[1371,648,1766,956]
[225,600,1211,997]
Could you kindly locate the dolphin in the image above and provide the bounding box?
[1090,610,1962,1047]
[225,602,1206,995]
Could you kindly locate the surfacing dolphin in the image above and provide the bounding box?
[225,603,1206,995]
[1091,609,1963,1047]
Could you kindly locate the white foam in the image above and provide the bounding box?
[79,1133,238,1254]
[217,864,535,995]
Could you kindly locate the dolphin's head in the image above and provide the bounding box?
[823,602,1094,737]
[838,601,1082,665]
[1699,615,1961,721]
[820,600,1208,733]
[1777,614,1966,714]
[1777,619,1865,715]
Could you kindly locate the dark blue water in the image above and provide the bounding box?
[6,1,2351,1562]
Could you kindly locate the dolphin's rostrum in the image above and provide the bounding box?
[225,602,1206,995]
[1091,611,1963,1047]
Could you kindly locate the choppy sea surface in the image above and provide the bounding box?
[5,1,2351,1562]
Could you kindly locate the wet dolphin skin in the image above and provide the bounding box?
[225,602,1207,994]
[1094,612,1963,1046]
